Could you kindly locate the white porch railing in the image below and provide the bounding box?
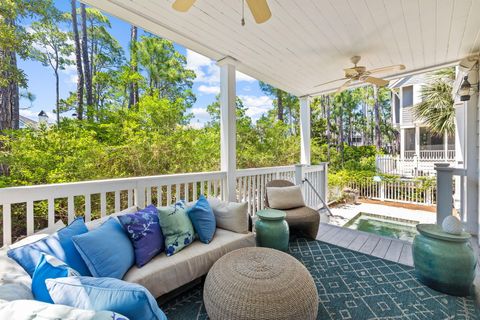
[347,178,436,206]
[1,164,327,246]
[376,155,456,177]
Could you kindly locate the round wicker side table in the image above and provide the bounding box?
[203,247,318,320]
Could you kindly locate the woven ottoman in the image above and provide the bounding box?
[203,247,318,320]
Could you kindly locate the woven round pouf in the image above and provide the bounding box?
[203,247,318,320]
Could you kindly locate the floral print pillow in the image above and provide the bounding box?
[157,201,195,256]
[118,205,164,267]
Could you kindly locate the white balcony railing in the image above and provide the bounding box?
[376,154,456,177]
[0,164,327,246]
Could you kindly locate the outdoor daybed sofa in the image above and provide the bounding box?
[0,199,255,318]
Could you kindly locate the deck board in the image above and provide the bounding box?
[359,235,381,255]
[371,238,392,258]
[384,240,404,262]
[398,243,413,266]
[347,233,369,251]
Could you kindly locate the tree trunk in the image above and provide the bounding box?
[71,0,84,120]
[129,25,139,109]
[80,3,93,119]
[373,85,382,150]
[0,20,19,131]
[325,95,331,161]
[277,89,284,121]
[55,69,60,125]
[337,101,344,163]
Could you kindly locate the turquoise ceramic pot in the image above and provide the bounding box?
[412,224,477,296]
[255,209,289,252]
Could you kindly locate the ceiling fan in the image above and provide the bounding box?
[315,56,406,94]
[172,0,272,25]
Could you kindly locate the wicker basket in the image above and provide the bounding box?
[203,247,318,320]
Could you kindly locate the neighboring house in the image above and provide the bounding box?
[19,115,38,129]
[19,111,49,129]
[389,75,455,161]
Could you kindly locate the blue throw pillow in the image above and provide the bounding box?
[46,276,167,320]
[32,253,80,303]
[187,195,216,244]
[7,218,90,277]
[72,218,134,279]
[118,205,164,268]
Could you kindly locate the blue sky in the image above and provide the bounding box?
[18,0,274,126]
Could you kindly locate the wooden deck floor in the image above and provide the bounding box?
[316,223,414,266]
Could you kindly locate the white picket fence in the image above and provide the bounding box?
[0,164,327,246]
[347,178,436,205]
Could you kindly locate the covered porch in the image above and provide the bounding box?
[1,0,480,318]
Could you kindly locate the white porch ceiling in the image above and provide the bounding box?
[81,0,480,96]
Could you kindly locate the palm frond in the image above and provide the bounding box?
[413,68,455,135]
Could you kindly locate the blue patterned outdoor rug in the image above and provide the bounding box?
[160,238,480,320]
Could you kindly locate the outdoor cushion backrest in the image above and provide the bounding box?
[264,180,295,208]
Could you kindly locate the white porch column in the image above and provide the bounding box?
[299,96,311,165]
[414,125,420,157]
[443,131,448,161]
[435,165,454,224]
[465,66,479,234]
[400,128,405,160]
[218,57,237,202]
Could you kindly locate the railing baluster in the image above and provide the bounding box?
[48,197,55,227]
[115,191,121,213]
[157,186,162,206]
[146,187,152,205]
[27,201,34,236]
[192,182,197,201]
[100,192,106,217]
[184,183,189,202]
[200,181,205,196]
[175,184,180,201]
[127,190,133,207]
[207,181,211,198]
[3,204,12,246]
[85,194,91,222]
[167,185,172,205]
[68,196,75,223]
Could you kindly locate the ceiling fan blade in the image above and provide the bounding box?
[172,0,196,12]
[336,79,353,94]
[314,77,348,88]
[362,76,389,87]
[246,0,272,24]
[367,64,406,75]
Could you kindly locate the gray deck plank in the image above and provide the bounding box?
[317,224,341,241]
[384,240,404,262]
[316,223,335,240]
[398,243,413,266]
[336,229,360,248]
[358,235,381,254]
[326,228,352,246]
[347,233,370,251]
[371,238,392,258]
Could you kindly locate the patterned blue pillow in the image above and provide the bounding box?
[157,201,194,256]
[118,205,164,267]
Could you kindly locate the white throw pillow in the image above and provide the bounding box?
[85,206,139,230]
[207,198,249,234]
[267,185,305,209]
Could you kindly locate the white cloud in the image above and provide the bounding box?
[197,85,220,95]
[239,95,273,119]
[190,107,210,118]
[186,50,219,84]
[186,49,257,84]
[187,121,205,129]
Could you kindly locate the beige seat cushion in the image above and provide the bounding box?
[123,228,255,298]
[266,185,305,210]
